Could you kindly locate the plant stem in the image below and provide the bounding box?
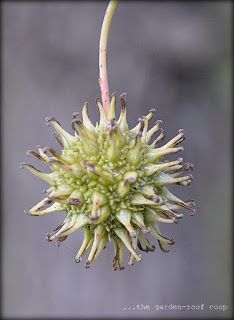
[99,0,119,114]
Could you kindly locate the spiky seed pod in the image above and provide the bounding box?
[21,94,195,270]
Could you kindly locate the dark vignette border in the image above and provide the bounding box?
[0,0,233,320]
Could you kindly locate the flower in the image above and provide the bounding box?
[21,93,195,270]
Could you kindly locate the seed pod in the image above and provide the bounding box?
[22,94,194,270]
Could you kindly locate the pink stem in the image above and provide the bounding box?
[99,1,118,114]
[99,48,110,113]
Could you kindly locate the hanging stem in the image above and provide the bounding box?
[99,0,119,114]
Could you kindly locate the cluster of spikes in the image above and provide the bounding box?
[21,93,195,270]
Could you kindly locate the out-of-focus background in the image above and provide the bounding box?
[2,1,232,318]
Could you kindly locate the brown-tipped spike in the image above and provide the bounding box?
[114,228,141,261]
[149,108,156,114]
[72,112,79,119]
[46,117,75,147]
[141,116,149,141]
[120,93,126,109]
[146,120,162,143]
[57,214,89,240]
[52,132,64,147]
[155,128,165,143]
[82,102,96,131]
[20,163,52,184]
[145,108,156,121]
[26,150,47,163]
[132,212,150,234]
[72,120,97,152]
[158,240,170,253]
[150,224,174,245]
[146,147,183,163]
[117,94,128,131]
[47,157,64,166]
[145,159,184,176]
[150,128,165,147]
[38,147,53,163]
[46,219,70,242]
[86,225,107,267]
[112,237,125,270]
[189,174,194,181]
[116,210,136,238]
[128,234,141,266]
[138,118,145,136]
[186,199,196,208]
[161,129,185,149]
[169,163,195,176]
[71,118,82,130]
[130,117,144,134]
[44,147,67,164]
[46,116,60,125]
[137,232,155,252]
[28,202,62,216]
[74,228,93,263]
[96,98,107,126]
[108,94,116,120]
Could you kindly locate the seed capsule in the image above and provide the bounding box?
[22,94,194,269]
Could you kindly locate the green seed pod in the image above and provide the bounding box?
[22,95,195,270]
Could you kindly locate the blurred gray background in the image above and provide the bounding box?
[2,1,232,318]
